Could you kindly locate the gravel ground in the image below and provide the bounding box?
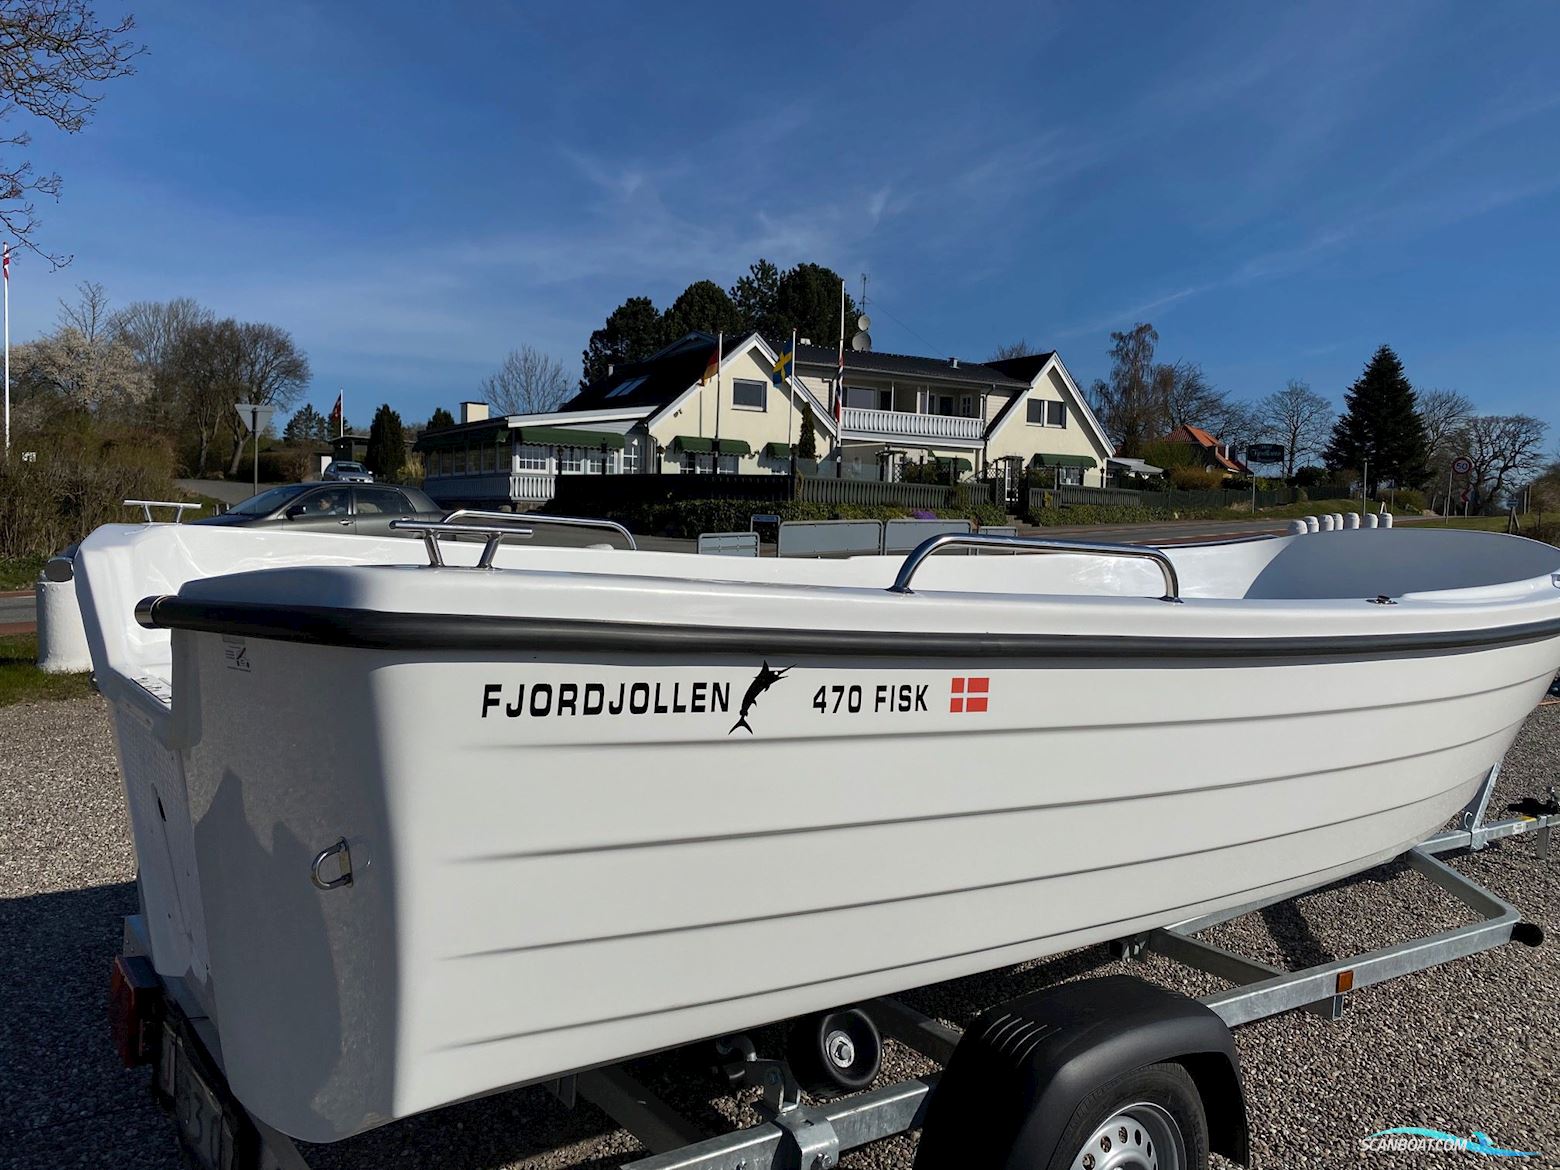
[1,695,1555,1170]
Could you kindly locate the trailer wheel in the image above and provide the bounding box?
[787,1007,881,1096]
[1047,1063,1207,1170]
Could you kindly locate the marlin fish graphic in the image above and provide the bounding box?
[729,662,792,735]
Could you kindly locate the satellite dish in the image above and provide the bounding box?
[856,314,871,332]
[851,332,871,352]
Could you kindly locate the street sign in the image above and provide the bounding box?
[1452,456,1472,476]
[233,403,277,495]
[233,402,276,433]
[1246,443,1285,465]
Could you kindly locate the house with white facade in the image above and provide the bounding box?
[417,332,1113,507]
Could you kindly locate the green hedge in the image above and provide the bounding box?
[1025,504,1228,527]
[560,496,1009,539]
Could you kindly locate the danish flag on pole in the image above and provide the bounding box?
[329,391,343,433]
[3,243,9,282]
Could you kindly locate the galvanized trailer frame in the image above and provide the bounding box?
[131,765,1554,1170]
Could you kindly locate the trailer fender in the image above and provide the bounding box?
[914,974,1248,1169]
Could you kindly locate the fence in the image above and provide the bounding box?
[549,472,1001,516]
[797,477,999,510]
[550,473,793,515]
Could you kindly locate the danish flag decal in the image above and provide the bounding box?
[950,676,989,714]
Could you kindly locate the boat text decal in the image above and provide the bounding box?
[730,661,792,735]
[482,680,731,719]
[811,683,929,715]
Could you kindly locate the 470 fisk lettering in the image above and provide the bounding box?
[812,683,928,714]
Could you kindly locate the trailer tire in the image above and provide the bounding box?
[1045,1062,1207,1170]
[787,1007,881,1096]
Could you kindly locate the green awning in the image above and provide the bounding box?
[515,426,625,450]
[762,442,791,459]
[1030,453,1097,469]
[934,457,974,473]
[672,436,750,455]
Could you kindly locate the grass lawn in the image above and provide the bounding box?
[0,555,46,591]
[0,631,95,707]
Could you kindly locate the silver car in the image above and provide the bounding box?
[322,460,374,483]
[191,483,443,537]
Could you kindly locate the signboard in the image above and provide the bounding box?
[233,402,277,433]
[1246,443,1285,465]
[1452,456,1472,475]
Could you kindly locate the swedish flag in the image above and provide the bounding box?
[771,337,794,387]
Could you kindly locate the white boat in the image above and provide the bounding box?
[73,518,1560,1143]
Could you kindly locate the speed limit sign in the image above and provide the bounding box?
[1452,456,1472,475]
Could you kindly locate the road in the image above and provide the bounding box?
[176,477,281,507]
[0,590,34,630]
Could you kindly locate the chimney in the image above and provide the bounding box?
[607,363,615,378]
[461,401,489,424]
[950,357,960,369]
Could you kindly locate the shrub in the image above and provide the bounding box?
[1168,465,1225,491]
[0,425,180,559]
[1388,488,1425,513]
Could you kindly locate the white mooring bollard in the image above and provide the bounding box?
[1343,512,1360,529]
[1380,511,1394,528]
[1305,515,1320,533]
[1362,512,1379,528]
[35,558,92,674]
[1286,519,1309,535]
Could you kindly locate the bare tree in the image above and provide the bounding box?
[57,278,110,339]
[221,322,311,474]
[113,296,213,372]
[0,1,143,265]
[1088,323,1161,454]
[1456,414,1548,509]
[989,339,1039,361]
[481,345,571,416]
[1255,379,1334,477]
[1418,388,1474,470]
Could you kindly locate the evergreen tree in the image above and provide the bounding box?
[365,403,406,481]
[426,406,455,432]
[775,262,860,348]
[730,259,782,338]
[663,280,743,339]
[1324,345,1429,486]
[796,404,818,460]
[580,296,667,387]
[284,403,324,443]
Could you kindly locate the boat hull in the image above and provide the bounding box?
[173,630,1553,1141]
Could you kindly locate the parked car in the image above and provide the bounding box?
[322,460,374,483]
[191,483,443,537]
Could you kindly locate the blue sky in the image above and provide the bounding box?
[14,0,1560,432]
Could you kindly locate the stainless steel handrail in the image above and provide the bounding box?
[442,509,637,550]
[389,519,535,568]
[124,499,203,524]
[887,533,1182,602]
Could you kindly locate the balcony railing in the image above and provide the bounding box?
[510,472,558,502]
[841,407,982,442]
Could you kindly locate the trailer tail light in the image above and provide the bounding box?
[110,954,162,1067]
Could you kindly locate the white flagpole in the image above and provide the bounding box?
[714,331,723,474]
[836,280,846,477]
[4,243,9,459]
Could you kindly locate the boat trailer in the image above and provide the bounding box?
[117,765,1553,1170]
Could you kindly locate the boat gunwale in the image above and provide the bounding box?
[136,595,1560,661]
